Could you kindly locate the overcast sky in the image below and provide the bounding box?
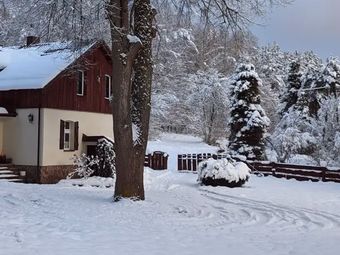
[251,0,340,59]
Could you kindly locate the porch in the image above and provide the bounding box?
[0,107,17,164]
[0,107,26,182]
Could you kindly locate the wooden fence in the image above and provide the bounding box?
[145,151,168,170]
[178,153,228,172]
[177,153,340,183]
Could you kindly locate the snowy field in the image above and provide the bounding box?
[1,134,340,255]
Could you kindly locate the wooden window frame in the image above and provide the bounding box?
[59,120,79,151]
[105,74,112,100]
[77,70,85,96]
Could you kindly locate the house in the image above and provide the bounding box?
[0,37,114,184]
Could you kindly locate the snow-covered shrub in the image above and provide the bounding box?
[198,158,251,188]
[93,138,116,178]
[69,139,115,179]
[68,154,99,179]
[228,63,270,160]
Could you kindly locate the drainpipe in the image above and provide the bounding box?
[37,107,41,183]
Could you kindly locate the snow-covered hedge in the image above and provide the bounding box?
[198,158,251,188]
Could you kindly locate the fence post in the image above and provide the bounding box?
[188,154,192,171]
[183,155,187,170]
[192,154,197,171]
[322,168,326,182]
[164,154,169,170]
[178,155,183,171]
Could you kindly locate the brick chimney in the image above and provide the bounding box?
[26,36,40,47]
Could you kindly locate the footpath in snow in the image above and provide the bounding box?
[0,134,340,255]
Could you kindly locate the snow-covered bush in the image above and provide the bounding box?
[93,138,116,178]
[228,63,270,160]
[198,158,251,188]
[69,139,115,179]
[68,154,99,179]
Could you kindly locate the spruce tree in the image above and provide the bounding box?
[279,60,302,116]
[320,58,340,98]
[228,63,270,160]
[294,67,319,118]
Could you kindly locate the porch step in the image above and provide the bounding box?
[0,174,18,178]
[0,179,23,183]
[0,167,25,183]
[0,170,12,174]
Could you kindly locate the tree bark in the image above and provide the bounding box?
[130,0,156,200]
[107,0,155,201]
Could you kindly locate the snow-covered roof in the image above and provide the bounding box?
[0,42,94,91]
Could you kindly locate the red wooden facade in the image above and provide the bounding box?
[0,41,113,114]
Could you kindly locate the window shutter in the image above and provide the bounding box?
[74,121,79,150]
[59,120,65,149]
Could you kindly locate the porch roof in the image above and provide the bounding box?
[82,134,114,145]
[0,107,16,117]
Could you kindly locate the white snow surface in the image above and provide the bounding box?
[0,42,94,90]
[127,35,141,44]
[1,134,340,255]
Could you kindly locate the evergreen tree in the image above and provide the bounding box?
[320,58,340,98]
[279,60,303,116]
[272,63,321,163]
[228,63,270,160]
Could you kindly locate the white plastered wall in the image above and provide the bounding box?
[2,109,39,165]
[40,108,114,166]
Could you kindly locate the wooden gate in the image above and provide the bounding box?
[145,151,168,170]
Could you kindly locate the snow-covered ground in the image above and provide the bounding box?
[1,134,340,255]
[147,133,218,170]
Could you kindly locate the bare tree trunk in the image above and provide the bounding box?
[130,0,156,200]
[107,0,155,201]
[107,0,143,200]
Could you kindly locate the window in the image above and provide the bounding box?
[77,70,85,96]
[64,121,71,150]
[105,75,112,99]
[60,120,79,151]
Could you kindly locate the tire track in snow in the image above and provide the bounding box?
[200,189,340,231]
